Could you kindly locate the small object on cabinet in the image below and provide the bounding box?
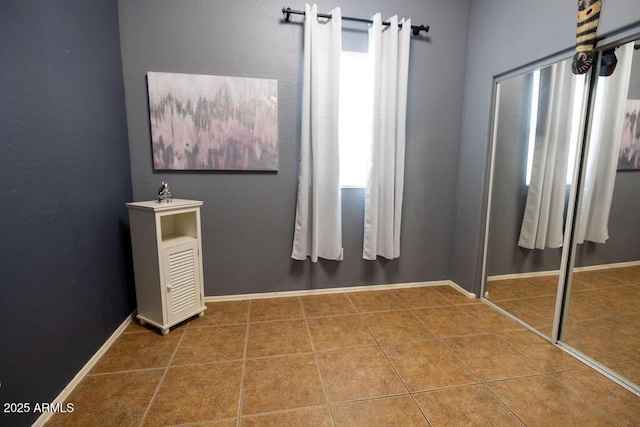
[158,182,172,203]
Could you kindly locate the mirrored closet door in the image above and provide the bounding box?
[483,56,590,339]
[483,37,640,394]
[559,39,640,391]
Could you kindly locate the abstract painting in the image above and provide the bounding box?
[147,72,278,170]
[618,99,640,170]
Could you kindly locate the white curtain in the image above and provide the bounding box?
[291,4,343,262]
[576,42,634,244]
[363,14,411,260]
[518,60,576,249]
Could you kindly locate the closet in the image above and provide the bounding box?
[482,37,640,394]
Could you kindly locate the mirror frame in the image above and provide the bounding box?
[480,49,592,342]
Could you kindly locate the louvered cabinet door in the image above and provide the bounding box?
[162,239,202,325]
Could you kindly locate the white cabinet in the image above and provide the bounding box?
[126,199,206,334]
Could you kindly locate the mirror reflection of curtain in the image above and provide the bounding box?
[519,60,577,249]
[576,42,634,244]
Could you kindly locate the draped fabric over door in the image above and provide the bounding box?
[363,14,411,260]
[518,60,577,250]
[291,4,343,262]
[576,42,634,244]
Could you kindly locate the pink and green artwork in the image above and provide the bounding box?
[147,72,278,170]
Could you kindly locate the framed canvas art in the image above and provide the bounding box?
[147,72,278,170]
[618,99,640,170]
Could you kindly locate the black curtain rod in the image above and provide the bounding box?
[282,7,429,36]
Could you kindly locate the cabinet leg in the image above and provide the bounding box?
[139,319,146,326]
[198,311,205,317]
[161,328,169,335]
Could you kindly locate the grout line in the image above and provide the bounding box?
[300,296,338,427]
[236,300,252,426]
[86,366,168,377]
[138,328,188,427]
[478,382,527,426]
[239,404,336,422]
[348,292,435,424]
[549,374,626,426]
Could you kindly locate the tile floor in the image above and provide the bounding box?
[486,264,640,386]
[46,285,640,426]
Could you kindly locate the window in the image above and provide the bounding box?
[339,51,373,188]
[525,70,586,186]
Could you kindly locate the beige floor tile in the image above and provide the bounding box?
[572,271,627,288]
[46,370,163,427]
[123,319,157,333]
[444,334,542,381]
[172,324,246,365]
[599,266,640,284]
[553,369,640,426]
[383,341,478,392]
[433,286,480,305]
[247,319,311,358]
[579,286,640,315]
[491,299,552,331]
[361,310,433,344]
[332,395,428,426]
[568,279,598,291]
[240,407,333,427]
[346,289,406,313]
[484,281,515,301]
[497,330,585,373]
[91,330,183,373]
[391,286,454,308]
[490,278,557,300]
[241,354,326,415]
[188,300,249,327]
[300,293,355,317]
[517,295,556,327]
[487,375,615,426]
[306,315,376,351]
[485,278,542,301]
[317,347,406,403]
[562,322,639,364]
[457,303,525,332]
[563,292,612,321]
[250,297,303,322]
[144,362,243,426]
[413,306,490,338]
[192,421,237,427]
[413,384,523,427]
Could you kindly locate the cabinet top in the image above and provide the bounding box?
[126,199,203,211]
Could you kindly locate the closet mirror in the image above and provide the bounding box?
[483,56,589,338]
[560,40,640,389]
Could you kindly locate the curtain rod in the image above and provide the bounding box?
[282,7,429,36]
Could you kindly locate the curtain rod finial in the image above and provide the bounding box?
[283,7,292,22]
[412,25,429,36]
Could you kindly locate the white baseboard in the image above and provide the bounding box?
[32,313,134,427]
[574,259,640,272]
[488,270,560,281]
[448,280,477,298]
[204,280,476,302]
[488,259,640,281]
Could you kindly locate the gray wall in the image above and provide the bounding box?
[118,0,471,296]
[0,1,134,426]
[451,0,640,295]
